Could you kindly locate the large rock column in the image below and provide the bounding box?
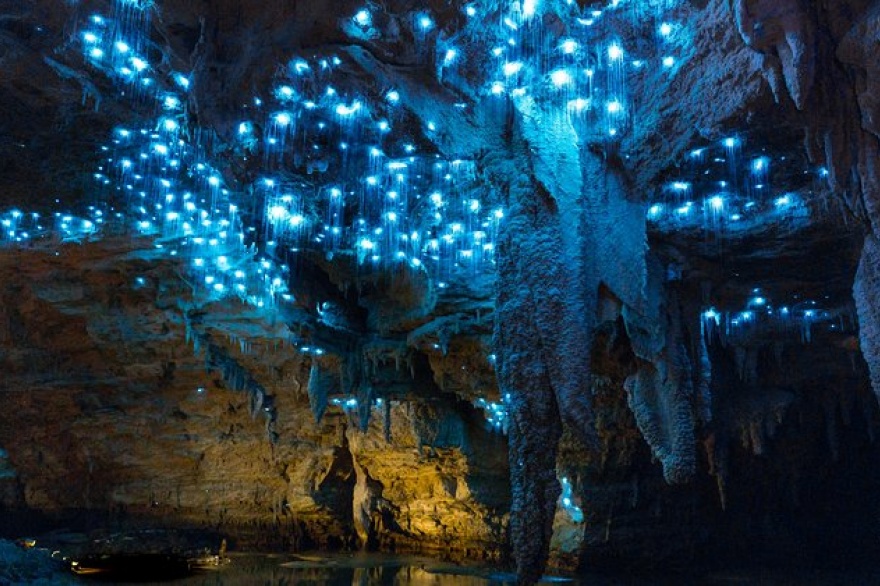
[855,234,880,399]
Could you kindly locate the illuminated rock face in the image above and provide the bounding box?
[0,241,509,554]
[2,0,880,584]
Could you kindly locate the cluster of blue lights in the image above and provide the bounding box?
[330,396,385,412]
[447,0,689,138]
[475,393,510,433]
[79,6,508,303]
[0,209,103,245]
[702,290,845,344]
[103,118,293,307]
[244,52,505,279]
[58,0,518,318]
[647,138,827,230]
[76,2,292,309]
[0,0,852,432]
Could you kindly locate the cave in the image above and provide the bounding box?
[1,0,879,583]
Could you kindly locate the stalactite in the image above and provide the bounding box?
[623,258,697,484]
[184,315,277,443]
[383,398,392,442]
[249,386,264,418]
[494,170,565,586]
[513,96,601,453]
[356,385,373,432]
[307,361,333,423]
[697,332,713,426]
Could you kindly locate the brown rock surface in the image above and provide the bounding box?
[0,239,508,556]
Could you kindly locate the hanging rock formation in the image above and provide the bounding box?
[2,1,880,584]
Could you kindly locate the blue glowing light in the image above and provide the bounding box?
[550,69,572,87]
[607,44,624,61]
[560,39,578,54]
[162,95,180,109]
[775,194,792,207]
[353,9,371,27]
[417,14,434,30]
[503,61,523,77]
[335,101,361,117]
[559,477,583,523]
[292,60,310,75]
[567,98,590,113]
[276,85,295,100]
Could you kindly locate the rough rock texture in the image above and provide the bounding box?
[3,0,880,584]
[493,153,567,586]
[0,241,508,557]
[623,258,697,485]
[547,311,880,571]
[855,235,880,399]
[733,0,816,110]
[730,0,880,410]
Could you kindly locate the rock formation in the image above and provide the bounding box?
[1,0,880,584]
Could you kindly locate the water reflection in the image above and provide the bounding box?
[76,552,880,585]
[126,553,573,585]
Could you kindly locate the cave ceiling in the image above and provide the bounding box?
[2,0,870,329]
[1,0,879,581]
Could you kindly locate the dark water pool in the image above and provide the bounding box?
[73,552,880,585]
[97,552,574,585]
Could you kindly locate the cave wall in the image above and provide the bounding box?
[0,241,509,556]
[1,0,880,582]
[2,239,876,576]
